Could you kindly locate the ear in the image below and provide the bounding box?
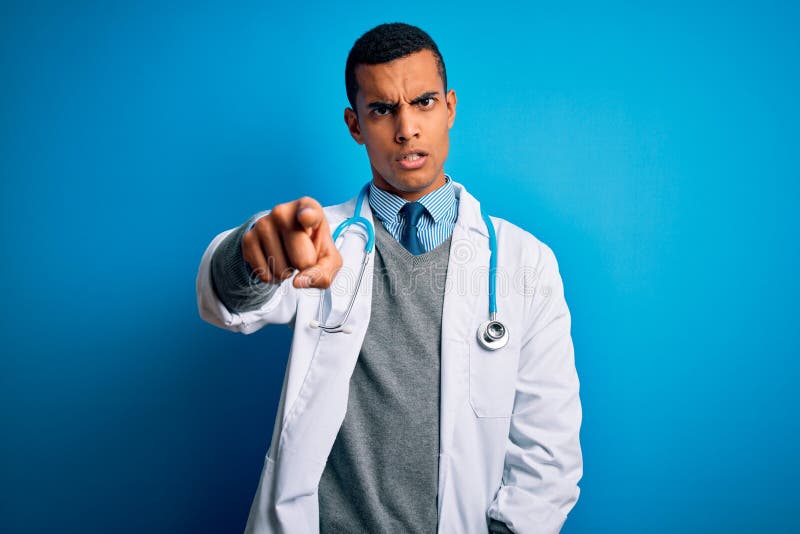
[344,108,364,145]
[446,89,457,129]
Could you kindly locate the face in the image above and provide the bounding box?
[344,49,457,201]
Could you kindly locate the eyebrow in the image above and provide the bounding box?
[367,91,441,110]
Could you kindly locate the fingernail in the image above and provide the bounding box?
[296,275,310,288]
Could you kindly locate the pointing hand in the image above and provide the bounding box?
[241,197,343,289]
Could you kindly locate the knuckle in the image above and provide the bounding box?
[254,216,272,232]
[242,229,255,246]
[270,203,291,222]
[298,196,319,208]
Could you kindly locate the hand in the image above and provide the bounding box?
[241,197,343,289]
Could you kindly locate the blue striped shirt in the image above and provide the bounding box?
[368,175,459,253]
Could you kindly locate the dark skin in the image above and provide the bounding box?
[242,49,457,289]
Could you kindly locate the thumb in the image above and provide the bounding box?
[294,248,343,289]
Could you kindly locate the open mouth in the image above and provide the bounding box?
[397,150,429,169]
[399,152,426,161]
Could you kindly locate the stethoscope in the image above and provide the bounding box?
[309,183,509,351]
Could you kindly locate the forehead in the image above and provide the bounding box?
[354,49,443,102]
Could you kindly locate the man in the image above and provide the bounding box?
[197,23,582,534]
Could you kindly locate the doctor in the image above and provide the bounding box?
[197,23,582,534]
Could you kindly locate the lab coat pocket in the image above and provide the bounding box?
[468,340,518,418]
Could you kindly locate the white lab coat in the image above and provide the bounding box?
[196,181,582,534]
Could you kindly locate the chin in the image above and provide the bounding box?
[393,169,440,189]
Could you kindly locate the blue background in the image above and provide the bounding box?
[2,1,798,532]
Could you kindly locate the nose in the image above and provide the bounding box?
[394,105,420,144]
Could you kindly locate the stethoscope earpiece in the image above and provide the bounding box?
[310,319,353,334]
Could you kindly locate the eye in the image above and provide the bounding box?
[418,97,436,109]
[373,106,392,116]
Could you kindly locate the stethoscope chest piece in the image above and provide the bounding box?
[477,319,509,351]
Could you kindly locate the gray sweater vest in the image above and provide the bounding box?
[318,220,451,533]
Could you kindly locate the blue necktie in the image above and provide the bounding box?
[400,202,426,255]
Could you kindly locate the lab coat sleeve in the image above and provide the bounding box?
[487,243,583,534]
[196,212,299,334]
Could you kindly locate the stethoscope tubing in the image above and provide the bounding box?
[310,182,508,350]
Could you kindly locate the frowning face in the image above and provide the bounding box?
[344,49,457,201]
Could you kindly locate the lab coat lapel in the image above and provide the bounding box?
[270,194,376,529]
[439,183,490,455]
[276,194,375,463]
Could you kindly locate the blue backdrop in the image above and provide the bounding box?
[2,2,798,533]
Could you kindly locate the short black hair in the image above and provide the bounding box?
[345,22,447,111]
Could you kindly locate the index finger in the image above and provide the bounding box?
[294,197,324,232]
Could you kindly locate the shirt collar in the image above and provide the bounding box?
[368,174,456,223]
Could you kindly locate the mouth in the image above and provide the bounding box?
[396,150,429,170]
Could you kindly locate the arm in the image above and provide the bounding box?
[196,216,299,334]
[487,243,583,534]
[210,211,278,313]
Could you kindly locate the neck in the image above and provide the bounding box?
[371,171,447,202]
